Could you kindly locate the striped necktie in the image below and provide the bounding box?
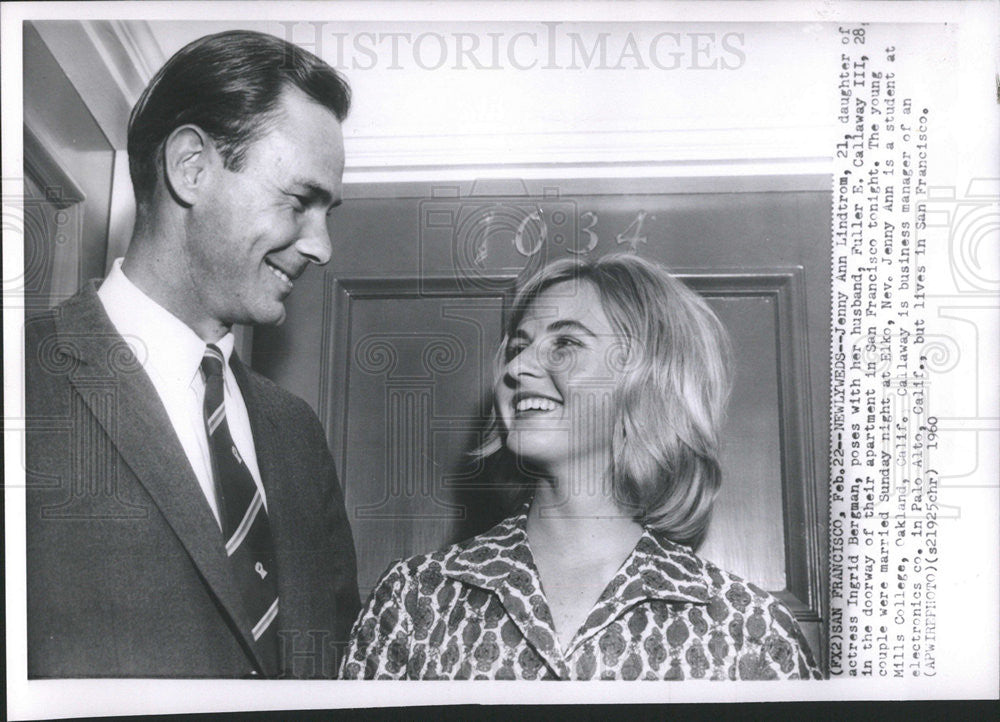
[201,344,279,674]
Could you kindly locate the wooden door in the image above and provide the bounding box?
[253,178,831,665]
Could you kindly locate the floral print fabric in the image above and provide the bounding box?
[340,510,822,680]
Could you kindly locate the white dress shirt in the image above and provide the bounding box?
[97,258,267,528]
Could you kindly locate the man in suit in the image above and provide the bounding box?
[25,30,360,678]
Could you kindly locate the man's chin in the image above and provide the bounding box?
[244,302,287,328]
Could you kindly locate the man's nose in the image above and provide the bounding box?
[295,213,332,266]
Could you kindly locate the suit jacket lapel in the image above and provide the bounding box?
[54,285,271,674]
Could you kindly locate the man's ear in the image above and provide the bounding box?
[162,125,216,207]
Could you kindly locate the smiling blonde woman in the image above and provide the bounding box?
[340,254,821,680]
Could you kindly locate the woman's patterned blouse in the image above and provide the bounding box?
[340,510,822,680]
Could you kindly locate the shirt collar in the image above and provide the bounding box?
[441,505,713,672]
[97,258,236,388]
[443,506,712,605]
[442,507,567,676]
[572,529,712,650]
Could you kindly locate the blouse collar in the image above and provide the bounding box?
[441,506,712,674]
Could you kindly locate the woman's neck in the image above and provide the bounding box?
[526,472,643,558]
[524,473,645,650]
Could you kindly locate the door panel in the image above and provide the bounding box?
[702,294,785,589]
[332,280,506,588]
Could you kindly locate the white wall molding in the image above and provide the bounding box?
[80,21,165,111]
[30,20,163,150]
[107,20,166,89]
[342,125,834,185]
[22,122,87,208]
[345,125,834,169]
[30,21,130,148]
[342,162,833,193]
[342,171,833,201]
[29,20,834,205]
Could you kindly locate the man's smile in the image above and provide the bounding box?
[264,257,295,289]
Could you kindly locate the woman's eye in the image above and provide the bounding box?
[552,336,581,350]
[542,336,581,367]
[504,343,527,362]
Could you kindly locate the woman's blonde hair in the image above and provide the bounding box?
[478,254,733,546]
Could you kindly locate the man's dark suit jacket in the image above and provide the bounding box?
[25,283,360,678]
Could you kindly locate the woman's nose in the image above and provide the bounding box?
[507,344,544,380]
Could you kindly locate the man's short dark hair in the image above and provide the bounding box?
[127,30,351,207]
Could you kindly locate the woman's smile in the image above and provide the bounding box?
[513,393,563,416]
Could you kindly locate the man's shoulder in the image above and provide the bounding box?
[25,283,101,332]
[24,284,118,393]
[23,307,58,355]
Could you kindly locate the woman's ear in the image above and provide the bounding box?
[162,124,215,207]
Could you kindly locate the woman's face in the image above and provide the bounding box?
[495,280,625,473]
